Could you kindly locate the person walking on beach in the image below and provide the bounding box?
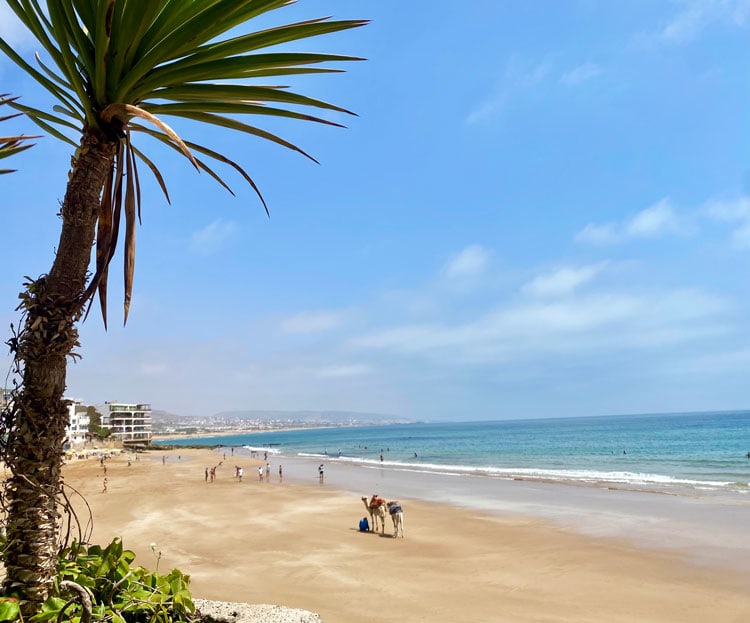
[102,477,108,493]
[278,465,283,482]
[265,463,270,481]
[238,467,243,482]
[205,467,208,482]
[318,464,325,483]
[258,466,263,481]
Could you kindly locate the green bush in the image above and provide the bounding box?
[0,538,194,622]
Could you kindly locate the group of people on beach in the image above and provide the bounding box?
[203,458,283,484]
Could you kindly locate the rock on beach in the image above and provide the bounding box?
[193,599,321,623]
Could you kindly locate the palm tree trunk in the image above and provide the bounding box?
[3,127,115,616]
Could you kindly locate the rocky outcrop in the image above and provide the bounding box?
[193,599,321,623]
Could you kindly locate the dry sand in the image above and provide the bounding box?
[60,447,750,623]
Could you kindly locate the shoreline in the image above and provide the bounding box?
[57,447,750,622]
[151,425,336,442]
[145,437,750,574]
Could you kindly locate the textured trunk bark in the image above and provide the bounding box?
[2,127,116,616]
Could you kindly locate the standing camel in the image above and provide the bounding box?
[387,501,405,538]
[361,495,387,533]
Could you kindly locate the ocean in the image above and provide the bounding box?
[156,409,750,496]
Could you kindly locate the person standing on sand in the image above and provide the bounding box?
[205,467,209,482]
[102,477,108,493]
[258,466,263,481]
[318,464,325,483]
[238,467,243,482]
[278,465,283,482]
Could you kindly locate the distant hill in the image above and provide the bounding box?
[150,409,413,434]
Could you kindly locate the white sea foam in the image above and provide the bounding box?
[241,445,281,455]
[308,454,737,490]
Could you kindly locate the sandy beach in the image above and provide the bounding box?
[58,447,750,623]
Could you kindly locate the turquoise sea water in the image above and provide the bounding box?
[156,410,750,494]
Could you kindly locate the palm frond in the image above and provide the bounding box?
[2,0,366,324]
[0,94,39,174]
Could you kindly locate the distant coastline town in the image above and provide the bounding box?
[0,387,411,452]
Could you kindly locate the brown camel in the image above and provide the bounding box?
[361,495,387,533]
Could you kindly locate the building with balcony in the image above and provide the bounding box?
[102,402,152,447]
[64,399,90,447]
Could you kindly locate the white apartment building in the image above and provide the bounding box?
[64,399,90,447]
[102,402,152,446]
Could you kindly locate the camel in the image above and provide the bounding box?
[387,501,404,538]
[361,495,387,533]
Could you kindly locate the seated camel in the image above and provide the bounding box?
[387,500,404,538]
[361,495,387,533]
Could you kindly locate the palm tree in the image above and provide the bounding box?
[0,94,37,174]
[0,1,365,615]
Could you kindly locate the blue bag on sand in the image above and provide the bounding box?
[359,517,370,532]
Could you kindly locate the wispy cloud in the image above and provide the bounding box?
[466,57,549,124]
[349,288,730,365]
[652,0,750,45]
[703,196,750,248]
[279,311,342,334]
[316,364,370,378]
[576,198,692,244]
[440,245,490,280]
[189,219,238,255]
[560,62,602,86]
[522,263,608,298]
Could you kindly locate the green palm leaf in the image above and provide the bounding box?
[1,0,366,324]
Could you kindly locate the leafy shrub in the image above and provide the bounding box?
[0,538,194,622]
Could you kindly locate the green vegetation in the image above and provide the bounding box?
[86,406,111,440]
[0,538,193,622]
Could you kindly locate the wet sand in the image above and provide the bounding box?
[61,447,750,623]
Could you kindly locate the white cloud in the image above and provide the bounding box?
[189,219,238,255]
[522,263,608,298]
[624,199,683,237]
[316,364,370,378]
[703,196,750,248]
[560,62,601,86]
[659,0,750,44]
[576,198,690,244]
[575,223,618,245]
[466,57,549,124]
[440,245,490,280]
[704,196,750,221]
[349,288,729,366]
[279,311,341,334]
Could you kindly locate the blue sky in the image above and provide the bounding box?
[1,1,749,420]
